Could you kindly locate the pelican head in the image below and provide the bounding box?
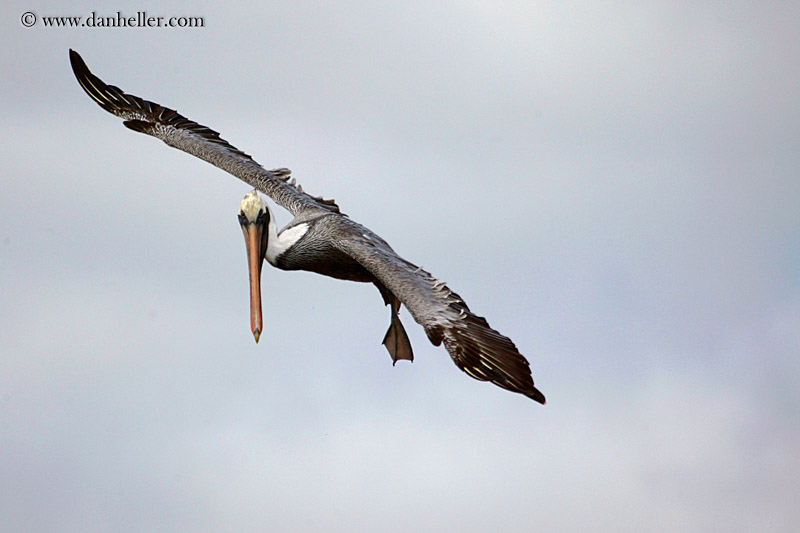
[238,190,270,343]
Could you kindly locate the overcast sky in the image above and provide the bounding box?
[2,1,798,531]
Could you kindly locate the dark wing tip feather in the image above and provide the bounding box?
[69,50,341,214]
[69,49,257,163]
[123,119,154,134]
[445,312,546,404]
[70,49,145,117]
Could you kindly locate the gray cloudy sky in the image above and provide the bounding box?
[2,1,798,531]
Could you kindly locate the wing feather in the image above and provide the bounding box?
[330,217,545,403]
[69,49,338,216]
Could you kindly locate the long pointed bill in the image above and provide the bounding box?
[241,222,266,343]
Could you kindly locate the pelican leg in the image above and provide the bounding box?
[382,296,414,364]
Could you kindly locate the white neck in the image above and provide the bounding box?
[264,204,310,266]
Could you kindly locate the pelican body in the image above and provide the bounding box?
[70,49,546,404]
[238,189,412,362]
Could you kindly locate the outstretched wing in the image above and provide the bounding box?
[69,49,339,216]
[329,217,546,404]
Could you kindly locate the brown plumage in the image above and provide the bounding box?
[70,49,546,404]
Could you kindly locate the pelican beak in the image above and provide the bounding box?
[239,212,268,343]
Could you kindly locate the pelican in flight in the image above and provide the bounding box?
[69,49,546,404]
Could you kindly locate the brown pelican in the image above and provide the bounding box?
[69,49,546,404]
[238,188,414,361]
